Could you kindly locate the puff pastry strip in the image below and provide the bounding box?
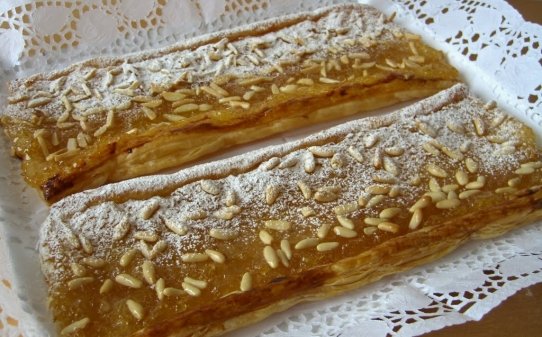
[40,84,542,337]
[1,4,459,202]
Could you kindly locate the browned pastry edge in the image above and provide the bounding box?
[2,3,459,203]
[38,84,469,213]
[40,78,456,203]
[39,84,542,337]
[133,185,542,337]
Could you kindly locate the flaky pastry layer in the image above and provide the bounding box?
[40,84,542,337]
[1,4,458,202]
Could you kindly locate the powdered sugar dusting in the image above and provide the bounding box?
[41,84,540,275]
[3,4,395,122]
[0,3,458,202]
[38,85,542,336]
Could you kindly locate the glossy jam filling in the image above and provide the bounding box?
[5,37,457,201]
[44,102,542,336]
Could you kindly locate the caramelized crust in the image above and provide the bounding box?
[39,85,542,337]
[0,4,459,202]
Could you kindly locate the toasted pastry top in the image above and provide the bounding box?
[40,84,542,337]
[1,3,458,201]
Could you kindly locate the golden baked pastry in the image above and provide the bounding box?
[0,4,459,203]
[39,84,542,337]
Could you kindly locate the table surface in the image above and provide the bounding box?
[423,1,542,336]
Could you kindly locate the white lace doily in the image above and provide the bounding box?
[0,1,541,337]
